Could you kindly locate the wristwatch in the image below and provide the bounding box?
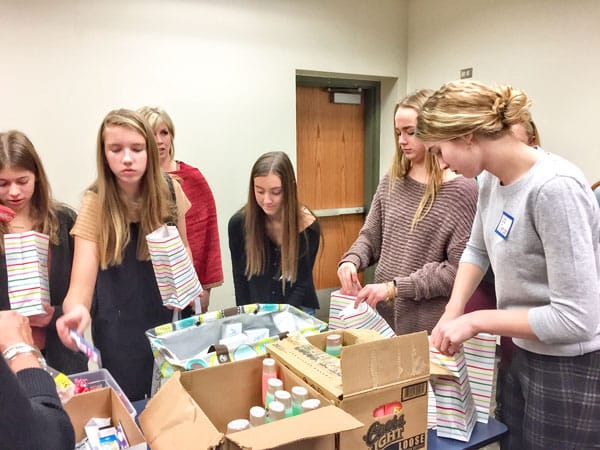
[2,342,48,371]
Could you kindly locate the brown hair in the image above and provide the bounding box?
[0,131,61,251]
[243,151,303,285]
[93,109,175,268]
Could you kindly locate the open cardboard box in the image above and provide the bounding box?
[64,387,147,449]
[139,355,362,450]
[267,329,430,449]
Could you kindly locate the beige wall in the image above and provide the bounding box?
[2,0,599,311]
[407,0,600,182]
[0,0,407,309]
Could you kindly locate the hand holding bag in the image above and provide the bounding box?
[328,290,395,337]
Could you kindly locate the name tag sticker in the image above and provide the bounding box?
[495,211,514,240]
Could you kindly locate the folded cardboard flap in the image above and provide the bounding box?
[267,330,430,402]
[267,336,343,400]
[64,387,146,449]
[340,331,429,397]
[226,405,363,449]
[139,371,223,450]
[179,356,264,431]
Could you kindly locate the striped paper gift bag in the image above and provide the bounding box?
[429,345,477,442]
[146,225,203,309]
[328,290,395,337]
[4,231,50,316]
[463,333,497,423]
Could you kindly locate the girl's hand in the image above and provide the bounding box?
[0,310,34,352]
[56,304,91,351]
[354,283,389,308]
[431,312,477,356]
[337,262,362,295]
[27,303,55,328]
[199,289,210,313]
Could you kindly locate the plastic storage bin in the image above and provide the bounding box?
[68,368,136,417]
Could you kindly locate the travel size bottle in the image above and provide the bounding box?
[265,377,283,408]
[291,386,308,416]
[249,406,266,427]
[325,334,342,357]
[227,418,250,433]
[301,398,321,413]
[267,400,285,422]
[274,390,293,418]
[262,358,278,404]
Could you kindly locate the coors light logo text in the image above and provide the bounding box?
[363,414,425,450]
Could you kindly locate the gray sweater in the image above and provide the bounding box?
[461,151,600,356]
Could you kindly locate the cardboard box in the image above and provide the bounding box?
[267,330,430,450]
[139,355,362,450]
[64,387,147,449]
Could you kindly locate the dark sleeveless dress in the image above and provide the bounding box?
[91,223,173,401]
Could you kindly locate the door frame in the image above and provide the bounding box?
[295,75,381,213]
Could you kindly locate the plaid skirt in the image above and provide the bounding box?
[500,346,600,450]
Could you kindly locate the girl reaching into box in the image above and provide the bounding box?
[228,151,321,315]
[0,130,87,375]
[420,80,600,449]
[56,109,194,401]
[337,90,478,334]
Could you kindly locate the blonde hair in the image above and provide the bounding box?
[390,89,443,229]
[522,119,541,146]
[93,109,176,268]
[0,131,62,252]
[137,106,176,160]
[416,80,533,142]
[244,151,303,286]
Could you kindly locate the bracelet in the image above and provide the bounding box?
[2,342,47,371]
[386,281,396,302]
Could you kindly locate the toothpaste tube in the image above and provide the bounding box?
[69,329,102,366]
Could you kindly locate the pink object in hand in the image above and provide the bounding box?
[0,205,16,223]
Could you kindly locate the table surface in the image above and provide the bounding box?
[427,418,508,450]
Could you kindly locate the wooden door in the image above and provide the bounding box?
[296,86,366,290]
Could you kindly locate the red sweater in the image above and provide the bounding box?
[169,161,223,288]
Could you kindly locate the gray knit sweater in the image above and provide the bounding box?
[341,174,478,334]
[461,151,600,356]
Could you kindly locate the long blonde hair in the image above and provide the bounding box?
[93,109,176,268]
[0,131,61,252]
[416,80,532,142]
[390,89,443,229]
[244,151,302,285]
